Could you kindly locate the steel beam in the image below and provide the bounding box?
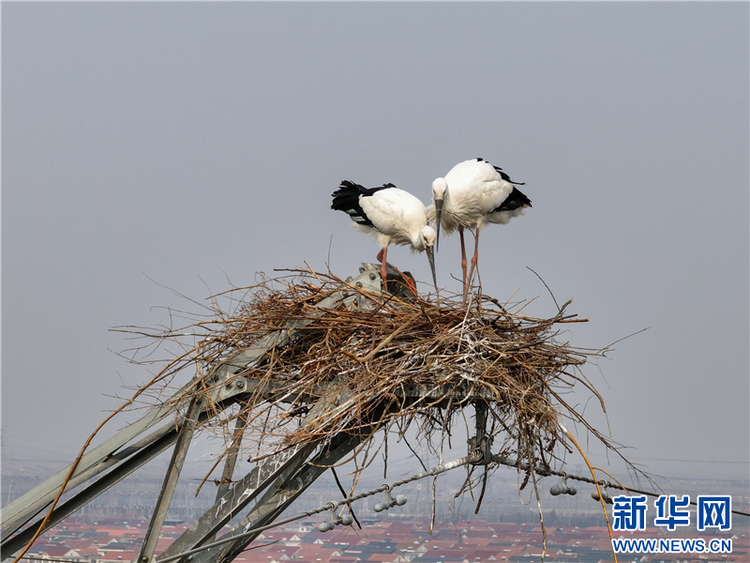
[155,392,344,561]
[2,264,424,563]
[186,430,372,563]
[214,414,248,503]
[138,397,204,563]
[1,424,178,558]
[1,383,192,538]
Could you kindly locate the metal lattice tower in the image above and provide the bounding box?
[1,264,494,563]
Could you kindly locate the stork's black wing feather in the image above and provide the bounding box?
[493,186,532,212]
[331,180,394,227]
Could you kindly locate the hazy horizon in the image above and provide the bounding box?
[3,0,748,514]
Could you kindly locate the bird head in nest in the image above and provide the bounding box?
[415,225,437,292]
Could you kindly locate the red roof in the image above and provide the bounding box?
[42,547,80,558]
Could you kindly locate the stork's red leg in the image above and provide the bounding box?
[459,227,468,300]
[467,229,480,295]
[377,246,388,292]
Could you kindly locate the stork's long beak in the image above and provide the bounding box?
[426,245,438,292]
[434,199,443,251]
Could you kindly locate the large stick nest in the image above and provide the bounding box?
[220,277,595,461]
[119,267,631,491]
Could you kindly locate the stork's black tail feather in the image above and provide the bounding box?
[494,186,532,212]
[331,181,394,227]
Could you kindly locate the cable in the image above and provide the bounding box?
[154,451,481,563]
[155,448,748,563]
[491,454,750,518]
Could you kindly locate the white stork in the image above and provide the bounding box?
[331,180,438,294]
[429,158,531,298]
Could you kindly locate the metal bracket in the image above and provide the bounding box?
[1,262,477,563]
[468,401,494,465]
[1,264,386,558]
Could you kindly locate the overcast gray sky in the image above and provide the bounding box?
[2,0,748,504]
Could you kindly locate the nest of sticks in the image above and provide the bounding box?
[120,265,634,497]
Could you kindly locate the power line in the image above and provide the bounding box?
[154,452,480,563]
[154,451,749,563]
[491,454,750,517]
[622,456,748,465]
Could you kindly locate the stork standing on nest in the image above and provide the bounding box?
[429,158,531,299]
[331,180,438,294]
